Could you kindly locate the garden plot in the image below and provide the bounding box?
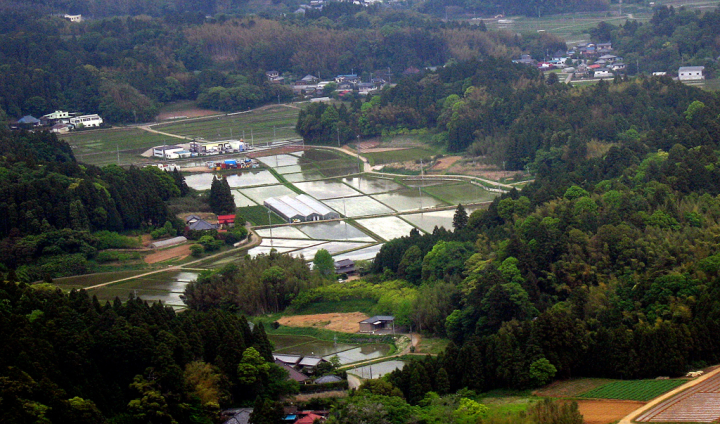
[184,173,216,190]
[284,171,325,182]
[257,154,301,168]
[294,180,361,199]
[636,372,720,422]
[356,216,417,241]
[332,244,384,262]
[255,226,309,239]
[323,196,394,218]
[225,170,278,188]
[341,175,404,194]
[372,189,447,212]
[580,380,686,402]
[239,184,297,203]
[233,192,257,207]
[422,181,498,204]
[296,221,376,242]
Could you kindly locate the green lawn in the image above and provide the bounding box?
[152,105,300,144]
[238,205,285,226]
[422,182,498,204]
[364,147,436,166]
[578,379,686,401]
[61,128,175,166]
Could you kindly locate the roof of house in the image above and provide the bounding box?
[185,214,202,223]
[679,66,705,72]
[275,360,309,382]
[335,259,354,267]
[155,145,184,151]
[298,356,326,367]
[223,408,253,424]
[188,219,217,231]
[302,74,318,81]
[17,115,40,124]
[274,354,302,365]
[314,375,343,384]
[218,214,235,223]
[359,315,394,324]
[403,66,421,75]
[295,413,325,424]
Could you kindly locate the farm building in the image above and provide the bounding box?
[298,356,327,373]
[218,215,235,226]
[149,236,187,249]
[275,361,309,383]
[359,316,395,333]
[153,145,190,159]
[273,354,302,367]
[263,195,339,223]
[69,114,103,128]
[678,66,705,81]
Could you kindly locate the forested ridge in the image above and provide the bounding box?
[0,127,188,281]
[0,279,291,423]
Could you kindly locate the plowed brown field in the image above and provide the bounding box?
[277,312,370,333]
[575,400,645,424]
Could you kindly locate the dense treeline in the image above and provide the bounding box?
[419,0,609,18]
[589,6,720,76]
[0,129,186,279]
[0,279,290,423]
[183,251,324,315]
[364,71,720,390]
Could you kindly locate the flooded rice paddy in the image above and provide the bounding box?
[293,180,362,199]
[233,191,257,207]
[355,216,418,240]
[53,269,152,289]
[332,244,384,262]
[372,189,446,212]
[224,170,278,188]
[342,176,404,194]
[295,221,375,242]
[268,335,392,365]
[239,184,297,203]
[255,226,309,239]
[347,360,406,378]
[323,196,394,217]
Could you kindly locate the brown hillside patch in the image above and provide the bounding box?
[534,378,616,398]
[431,155,462,171]
[277,312,370,333]
[575,400,645,424]
[144,244,191,264]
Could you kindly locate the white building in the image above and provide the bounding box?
[594,69,613,79]
[153,145,190,159]
[69,114,103,128]
[678,66,705,81]
[63,14,82,22]
[42,110,71,121]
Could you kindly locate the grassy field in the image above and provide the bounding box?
[152,105,300,144]
[364,147,437,166]
[238,205,285,226]
[422,182,498,204]
[578,379,686,401]
[61,128,176,166]
[415,337,450,355]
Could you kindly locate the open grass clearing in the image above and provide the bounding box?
[151,105,300,143]
[414,337,450,355]
[363,147,437,166]
[578,379,686,401]
[62,128,174,166]
[236,204,285,225]
[421,182,499,204]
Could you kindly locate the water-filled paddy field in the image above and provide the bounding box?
[268,334,392,365]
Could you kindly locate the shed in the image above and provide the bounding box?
[149,236,187,249]
[188,219,217,231]
[359,316,395,333]
[222,408,253,424]
[265,197,305,222]
[296,195,339,220]
[298,356,327,372]
[295,413,325,424]
[17,115,40,125]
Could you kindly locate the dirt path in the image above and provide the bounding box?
[138,125,192,140]
[618,365,720,424]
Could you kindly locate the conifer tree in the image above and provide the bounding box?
[453,203,468,231]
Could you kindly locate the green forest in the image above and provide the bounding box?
[4,2,720,423]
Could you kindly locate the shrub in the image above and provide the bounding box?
[190,244,204,257]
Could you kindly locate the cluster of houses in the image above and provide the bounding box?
[266,70,394,99]
[222,407,331,424]
[185,214,236,232]
[514,42,706,82]
[10,110,103,132]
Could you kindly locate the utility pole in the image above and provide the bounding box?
[117,145,120,165]
[337,125,340,146]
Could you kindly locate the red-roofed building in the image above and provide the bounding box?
[295,413,325,424]
[217,215,235,226]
